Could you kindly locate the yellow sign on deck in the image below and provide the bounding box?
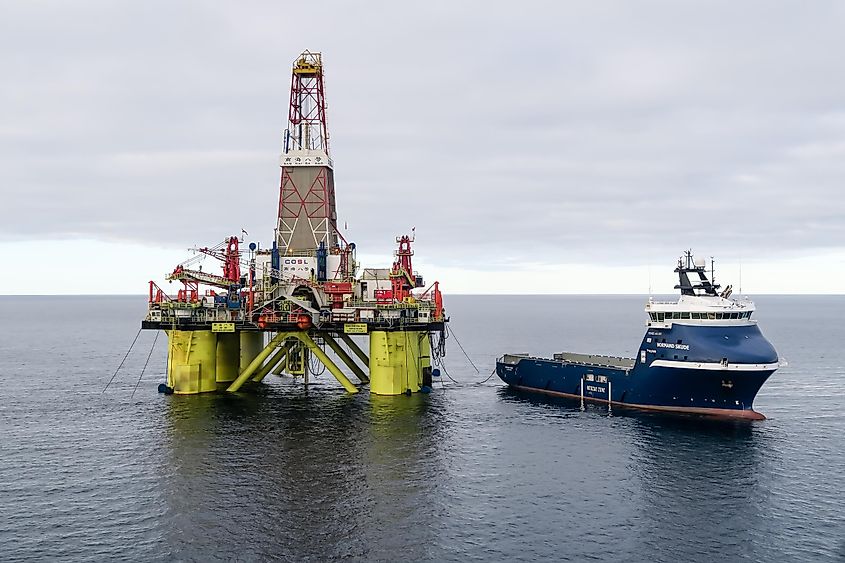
[212,322,235,333]
[344,323,368,334]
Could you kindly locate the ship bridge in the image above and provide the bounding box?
[646,251,756,329]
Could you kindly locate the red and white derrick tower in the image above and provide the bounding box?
[277,51,339,254]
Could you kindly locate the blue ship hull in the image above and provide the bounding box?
[496,323,779,420]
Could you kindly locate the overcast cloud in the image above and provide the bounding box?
[2,1,844,280]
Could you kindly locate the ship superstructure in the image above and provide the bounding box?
[142,51,447,396]
[496,251,782,419]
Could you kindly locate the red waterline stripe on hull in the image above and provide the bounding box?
[510,384,766,421]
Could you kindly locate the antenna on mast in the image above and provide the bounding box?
[648,264,652,296]
[710,256,715,286]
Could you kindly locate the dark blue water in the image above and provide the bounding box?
[1,295,843,561]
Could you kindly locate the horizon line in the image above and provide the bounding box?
[2,292,843,297]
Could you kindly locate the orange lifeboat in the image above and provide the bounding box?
[296,314,312,330]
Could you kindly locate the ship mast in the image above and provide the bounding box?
[674,250,720,296]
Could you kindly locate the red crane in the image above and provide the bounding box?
[388,234,417,302]
[196,236,241,283]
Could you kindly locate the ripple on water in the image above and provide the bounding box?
[1,295,844,561]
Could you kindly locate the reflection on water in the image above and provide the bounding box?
[628,416,770,560]
[496,386,775,561]
[161,385,447,560]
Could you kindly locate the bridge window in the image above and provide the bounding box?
[692,312,701,319]
[681,312,690,319]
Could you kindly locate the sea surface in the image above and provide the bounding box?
[0,295,843,562]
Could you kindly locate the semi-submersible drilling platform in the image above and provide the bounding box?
[142,51,447,396]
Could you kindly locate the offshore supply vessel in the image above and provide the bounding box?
[495,252,783,420]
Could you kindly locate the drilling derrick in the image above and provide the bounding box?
[141,50,448,397]
[278,51,338,252]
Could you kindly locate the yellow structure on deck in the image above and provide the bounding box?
[164,329,433,397]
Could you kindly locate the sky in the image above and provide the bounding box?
[1,1,844,294]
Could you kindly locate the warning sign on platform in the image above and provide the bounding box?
[212,322,235,333]
[343,323,368,334]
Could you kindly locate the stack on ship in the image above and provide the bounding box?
[142,51,447,396]
[496,251,784,419]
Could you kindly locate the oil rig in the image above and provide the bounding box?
[141,51,447,396]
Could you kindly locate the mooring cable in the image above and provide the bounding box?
[446,325,479,374]
[309,338,327,376]
[478,368,497,384]
[436,358,498,386]
[102,328,142,393]
[131,330,159,399]
[438,361,462,384]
